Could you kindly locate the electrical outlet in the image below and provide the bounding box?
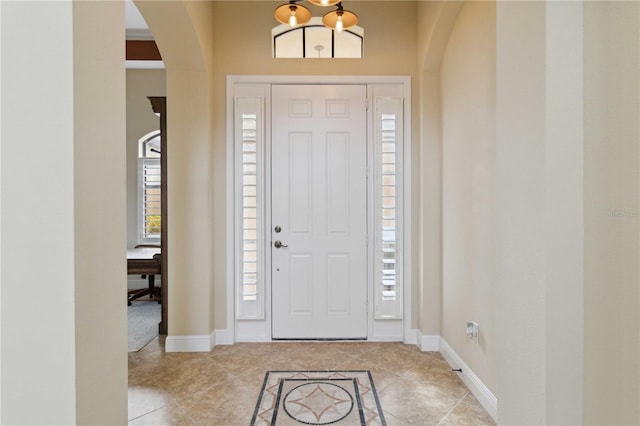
[466,321,479,341]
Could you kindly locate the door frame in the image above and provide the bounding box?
[226,75,413,343]
[147,96,168,335]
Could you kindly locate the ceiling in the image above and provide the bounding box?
[125,0,163,69]
[125,0,152,40]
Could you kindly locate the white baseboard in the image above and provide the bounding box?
[415,330,440,351]
[165,329,233,352]
[404,328,418,345]
[213,329,234,345]
[165,333,214,352]
[439,338,497,422]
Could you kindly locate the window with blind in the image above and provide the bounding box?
[241,113,258,303]
[138,131,161,243]
[374,98,403,319]
[235,97,265,319]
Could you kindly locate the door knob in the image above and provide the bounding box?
[274,240,288,248]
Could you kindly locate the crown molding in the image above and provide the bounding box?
[126,28,154,41]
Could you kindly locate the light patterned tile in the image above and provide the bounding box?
[358,344,432,375]
[432,351,446,361]
[439,401,496,426]
[128,342,495,425]
[461,391,485,410]
[378,377,459,425]
[403,355,470,399]
[208,342,279,359]
[128,378,173,421]
[335,358,401,393]
[177,377,263,426]
[154,358,228,401]
[324,341,376,357]
[382,410,410,425]
[129,403,195,425]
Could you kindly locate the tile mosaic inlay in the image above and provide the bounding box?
[251,370,386,426]
[283,380,354,424]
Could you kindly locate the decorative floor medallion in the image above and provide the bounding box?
[251,371,386,426]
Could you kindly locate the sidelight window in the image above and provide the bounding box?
[235,97,265,319]
[374,98,403,319]
[241,113,259,302]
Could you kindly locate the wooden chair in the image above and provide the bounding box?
[127,245,162,306]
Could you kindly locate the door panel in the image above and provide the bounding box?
[271,84,367,339]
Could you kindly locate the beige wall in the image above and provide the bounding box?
[416,1,463,338]
[421,1,623,422]
[138,0,420,336]
[10,0,626,422]
[440,0,497,392]
[0,0,637,424]
[73,2,128,423]
[583,1,640,423]
[126,69,166,248]
[1,1,127,424]
[210,0,420,329]
[494,1,639,423]
[110,0,640,423]
[1,2,77,423]
[136,1,215,337]
[418,67,443,336]
[495,2,568,424]
[545,2,585,423]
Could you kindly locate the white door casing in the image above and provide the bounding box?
[228,76,411,344]
[271,84,368,339]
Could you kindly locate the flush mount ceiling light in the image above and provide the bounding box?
[275,1,357,31]
[274,1,312,27]
[322,2,358,31]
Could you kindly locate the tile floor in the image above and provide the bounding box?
[128,337,495,425]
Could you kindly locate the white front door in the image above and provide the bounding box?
[271,84,368,339]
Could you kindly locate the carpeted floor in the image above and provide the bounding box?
[128,300,161,352]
